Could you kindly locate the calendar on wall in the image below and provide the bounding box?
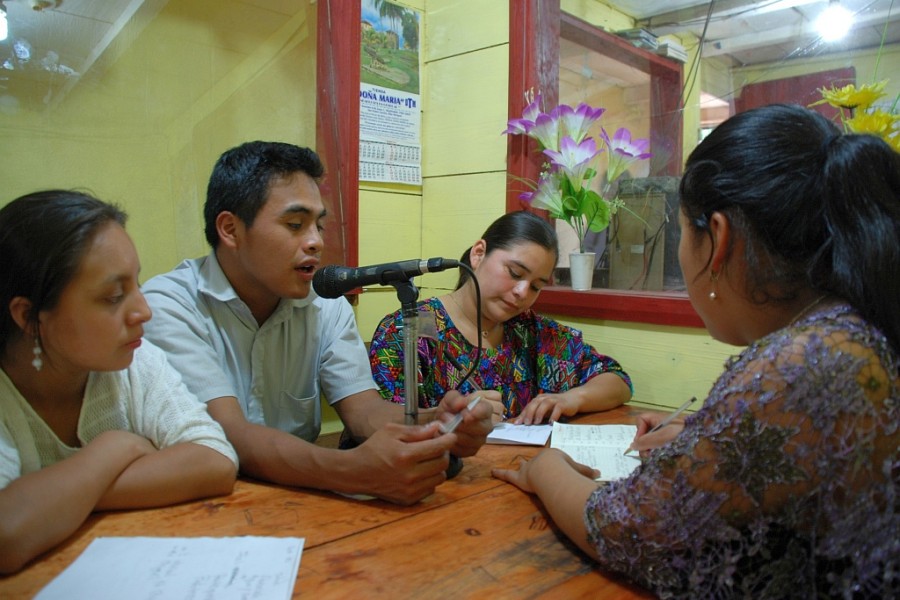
[359,0,422,186]
[359,140,420,185]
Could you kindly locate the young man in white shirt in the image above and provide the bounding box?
[143,141,493,505]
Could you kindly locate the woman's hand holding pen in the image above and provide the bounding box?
[626,397,697,457]
[629,413,685,455]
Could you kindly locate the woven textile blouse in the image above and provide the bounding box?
[584,304,900,598]
[368,297,632,419]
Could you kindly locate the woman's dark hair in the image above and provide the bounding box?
[0,190,128,357]
[204,141,324,247]
[456,210,559,289]
[680,103,900,352]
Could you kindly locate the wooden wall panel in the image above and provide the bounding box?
[424,0,509,62]
[555,317,734,413]
[422,45,510,177]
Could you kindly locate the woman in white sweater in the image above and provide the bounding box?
[0,190,238,574]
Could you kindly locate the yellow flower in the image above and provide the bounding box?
[812,80,888,110]
[846,109,898,137]
[847,110,900,152]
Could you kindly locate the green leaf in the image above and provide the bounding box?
[583,191,611,232]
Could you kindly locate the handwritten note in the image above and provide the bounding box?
[36,536,304,600]
[487,422,553,446]
[551,422,641,481]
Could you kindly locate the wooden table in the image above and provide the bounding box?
[0,406,655,599]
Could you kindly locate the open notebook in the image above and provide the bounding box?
[550,422,642,482]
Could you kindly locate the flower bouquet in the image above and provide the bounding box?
[503,93,653,254]
[811,80,899,152]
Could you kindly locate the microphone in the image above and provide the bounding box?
[313,257,460,298]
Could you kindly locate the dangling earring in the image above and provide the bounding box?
[32,337,43,371]
[709,271,719,300]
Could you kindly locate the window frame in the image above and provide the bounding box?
[507,1,703,328]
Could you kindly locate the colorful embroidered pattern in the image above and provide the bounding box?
[368,297,632,419]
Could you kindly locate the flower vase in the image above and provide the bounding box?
[569,252,596,291]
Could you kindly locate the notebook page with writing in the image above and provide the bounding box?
[550,422,641,481]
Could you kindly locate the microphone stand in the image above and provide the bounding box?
[390,279,420,426]
[390,278,464,479]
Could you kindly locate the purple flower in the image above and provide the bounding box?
[556,103,606,143]
[502,94,544,135]
[503,100,653,252]
[543,136,602,192]
[502,118,532,136]
[527,112,560,150]
[523,170,566,216]
[602,127,653,181]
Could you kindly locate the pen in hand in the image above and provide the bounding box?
[624,396,698,455]
[440,395,482,434]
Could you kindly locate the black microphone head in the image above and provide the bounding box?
[312,265,345,299]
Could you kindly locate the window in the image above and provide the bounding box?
[507,4,701,327]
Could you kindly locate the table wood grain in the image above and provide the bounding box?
[0,406,655,599]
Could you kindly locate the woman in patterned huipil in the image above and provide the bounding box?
[493,104,900,598]
[368,211,633,424]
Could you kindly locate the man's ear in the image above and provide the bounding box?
[707,211,732,274]
[8,297,36,336]
[216,211,241,250]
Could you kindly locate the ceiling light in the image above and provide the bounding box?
[816,0,854,42]
[0,2,8,42]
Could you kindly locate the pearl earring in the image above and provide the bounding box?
[709,271,719,301]
[32,337,43,371]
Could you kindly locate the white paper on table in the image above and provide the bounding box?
[487,422,553,446]
[550,422,642,481]
[36,536,304,600]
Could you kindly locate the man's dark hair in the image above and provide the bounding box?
[204,141,324,247]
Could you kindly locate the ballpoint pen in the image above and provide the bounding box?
[440,395,482,434]
[624,396,697,455]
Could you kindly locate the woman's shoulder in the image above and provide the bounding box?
[723,302,899,403]
[776,303,892,358]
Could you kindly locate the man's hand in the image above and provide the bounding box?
[350,421,455,505]
[435,390,497,457]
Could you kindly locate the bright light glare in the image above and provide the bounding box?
[0,10,7,42]
[816,2,853,41]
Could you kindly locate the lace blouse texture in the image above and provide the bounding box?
[586,304,899,598]
[368,297,631,419]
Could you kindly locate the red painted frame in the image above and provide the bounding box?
[508,2,703,327]
[316,0,360,270]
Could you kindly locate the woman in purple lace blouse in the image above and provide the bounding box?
[493,105,900,598]
[369,211,632,423]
